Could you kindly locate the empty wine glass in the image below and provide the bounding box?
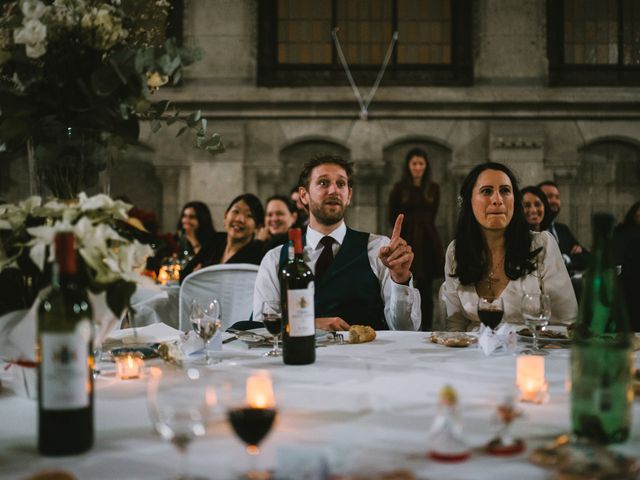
[147,367,217,480]
[477,296,504,332]
[261,301,282,357]
[224,370,278,479]
[521,293,551,355]
[190,298,222,365]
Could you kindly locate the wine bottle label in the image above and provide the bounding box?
[287,286,315,337]
[41,320,92,410]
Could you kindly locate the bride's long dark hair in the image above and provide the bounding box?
[450,162,540,285]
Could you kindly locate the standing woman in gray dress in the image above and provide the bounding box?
[389,147,445,331]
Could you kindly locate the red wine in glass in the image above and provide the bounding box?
[228,407,277,450]
[263,315,282,336]
[478,309,504,330]
[478,297,504,331]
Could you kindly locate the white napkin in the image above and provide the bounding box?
[104,322,182,348]
[478,323,518,356]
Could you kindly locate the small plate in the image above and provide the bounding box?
[109,344,159,359]
[517,328,571,346]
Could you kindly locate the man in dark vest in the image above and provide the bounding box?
[253,155,421,331]
[538,180,590,271]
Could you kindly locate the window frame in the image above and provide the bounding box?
[547,0,640,86]
[257,0,473,86]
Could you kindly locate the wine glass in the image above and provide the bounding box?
[147,367,217,480]
[262,301,282,357]
[224,370,278,479]
[190,298,222,365]
[521,293,551,355]
[477,297,504,332]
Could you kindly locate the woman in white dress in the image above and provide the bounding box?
[442,162,578,331]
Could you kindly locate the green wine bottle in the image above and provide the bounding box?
[570,213,633,444]
[38,232,94,455]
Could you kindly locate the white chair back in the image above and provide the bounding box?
[178,263,259,332]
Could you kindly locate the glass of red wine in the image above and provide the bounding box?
[225,370,278,479]
[477,296,504,332]
[261,301,282,357]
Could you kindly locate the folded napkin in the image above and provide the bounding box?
[478,323,517,356]
[104,322,182,349]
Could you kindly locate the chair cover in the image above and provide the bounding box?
[178,263,259,331]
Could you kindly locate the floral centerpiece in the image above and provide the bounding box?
[0,192,153,319]
[0,0,223,198]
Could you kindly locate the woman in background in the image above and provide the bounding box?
[388,147,444,331]
[442,162,577,331]
[258,194,299,250]
[176,201,216,259]
[181,194,265,279]
[521,185,552,232]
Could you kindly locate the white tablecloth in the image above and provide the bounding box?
[1,332,638,480]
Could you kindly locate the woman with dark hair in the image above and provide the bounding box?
[388,147,444,331]
[176,201,216,258]
[442,162,577,331]
[521,185,552,232]
[258,194,300,250]
[181,194,266,279]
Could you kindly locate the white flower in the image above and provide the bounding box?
[21,0,47,20]
[14,19,47,58]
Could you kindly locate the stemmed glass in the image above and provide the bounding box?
[521,293,551,355]
[190,298,222,365]
[262,301,282,357]
[224,370,278,479]
[477,297,504,332]
[147,367,217,480]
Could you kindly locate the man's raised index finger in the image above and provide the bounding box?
[391,214,404,240]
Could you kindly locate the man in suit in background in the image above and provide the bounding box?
[538,180,590,271]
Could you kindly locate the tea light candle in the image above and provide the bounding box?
[516,355,548,403]
[246,371,275,408]
[115,352,145,380]
[157,266,170,286]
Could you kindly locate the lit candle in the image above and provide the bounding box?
[246,371,275,408]
[157,266,170,286]
[115,352,145,380]
[516,355,548,403]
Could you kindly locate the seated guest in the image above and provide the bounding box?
[253,155,421,331]
[176,201,216,258]
[538,180,590,271]
[181,194,266,279]
[521,186,552,232]
[614,201,640,332]
[442,163,577,331]
[258,195,299,249]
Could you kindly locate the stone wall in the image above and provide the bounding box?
[2,0,639,249]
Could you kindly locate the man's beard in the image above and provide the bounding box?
[548,206,559,221]
[308,197,346,226]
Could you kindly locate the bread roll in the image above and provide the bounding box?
[348,325,376,344]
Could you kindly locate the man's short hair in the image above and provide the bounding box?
[537,180,559,190]
[298,154,354,190]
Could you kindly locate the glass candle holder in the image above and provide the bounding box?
[115,352,145,380]
[516,355,548,403]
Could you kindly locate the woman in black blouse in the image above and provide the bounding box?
[181,194,266,280]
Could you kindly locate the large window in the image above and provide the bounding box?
[547,0,640,85]
[258,0,472,86]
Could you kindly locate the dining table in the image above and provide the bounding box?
[1,330,638,480]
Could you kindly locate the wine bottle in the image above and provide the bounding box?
[570,213,633,444]
[38,232,94,455]
[280,228,315,365]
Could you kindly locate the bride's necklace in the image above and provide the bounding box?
[486,253,505,298]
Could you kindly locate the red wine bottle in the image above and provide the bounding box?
[281,228,315,365]
[38,232,94,455]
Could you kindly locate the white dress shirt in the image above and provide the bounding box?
[253,222,421,330]
[442,231,578,331]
